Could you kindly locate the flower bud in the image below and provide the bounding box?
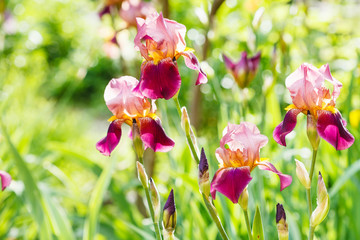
[276,203,289,240]
[307,113,320,150]
[198,148,210,197]
[132,119,144,159]
[310,172,330,228]
[181,107,190,133]
[136,161,148,188]
[295,159,311,189]
[149,178,160,222]
[238,187,249,210]
[163,189,176,233]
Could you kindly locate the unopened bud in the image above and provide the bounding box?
[295,159,311,189]
[136,161,148,188]
[276,203,289,240]
[181,107,190,133]
[149,178,160,222]
[238,187,249,210]
[163,189,176,233]
[199,148,210,197]
[307,113,320,150]
[132,119,144,158]
[310,172,330,228]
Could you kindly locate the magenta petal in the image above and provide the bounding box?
[181,51,207,85]
[99,6,110,19]
[222,54,235,71]
[137,58,181,99]
[257,162,292,191]
[96,121,122,156]
[138,117,175,152]
[0,170,11,191]
[210,167,252,204]
[273,109,301,146]
[317,111,355,150]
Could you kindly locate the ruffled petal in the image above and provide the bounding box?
[318,64,342,102]
[317,110,355,150]
[96,120,122,156]
[180,51,207,85]
[138,117,175,152]
[135,58,181,100]
[210,167,252,204]
[0,170,11,191]
[273,109,301,146]
[257,161,292,191]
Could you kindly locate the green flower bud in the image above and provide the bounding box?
[132,119,144,159]
[307,113,320,150]
[136,161,148,188]
[295,159,311,189]
[310,172,330,228]
[149,178,160,222]
[238,187,249,211]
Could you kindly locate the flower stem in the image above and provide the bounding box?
[243,209,253,240]
[306,149,318,216]
[173,97,200,164]
[202,194,230,240]
[306,149,318,240]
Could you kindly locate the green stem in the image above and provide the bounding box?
[202,194,230,240]
[308,226,315,240]
[173,97,200,164]
[144,185,162,240]
[243,209,253,240]
[306,149,318,216]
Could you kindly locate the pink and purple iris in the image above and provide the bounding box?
[133,12,207,100]
[223,51,261,89]
[273,63,354,150]
[210,122,292,204]
[96,76,175,156]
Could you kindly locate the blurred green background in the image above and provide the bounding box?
[1,0,359,239]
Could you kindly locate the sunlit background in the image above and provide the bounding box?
[1,0,359,239]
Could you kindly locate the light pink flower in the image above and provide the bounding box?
[96,76,174,156]
[273,63,354,150]
[211,122,292,204]
[119,0,156,27]
[133,12,207,100]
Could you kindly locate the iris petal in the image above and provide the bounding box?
[0,170,11,191]
[96,121,122,156]
[257,162,292,191]
[210,167,252,204]
[273,109,301,146]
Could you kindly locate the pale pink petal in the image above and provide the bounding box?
[105,76,151,118]
[273,109,301,146]
[180,51,207,85]
[0,170,11,191]
[318,64,342,102]
[138,117,175,152]
[317,110,354,150]
[96,120,122,156]
[119,0,156,27]
[257,162,292,191]
[210,167,252,203]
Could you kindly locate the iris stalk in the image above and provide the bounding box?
[173,96,229,240]
[243,209,253,240]
[306,149,318,240]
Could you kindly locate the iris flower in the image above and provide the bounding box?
[0,170,11,191]
[96,76,175,156]
[210,122,292,204]
[273,63,354,150]
[133,12,207,100]
[223,51,261,89]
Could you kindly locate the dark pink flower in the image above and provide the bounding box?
[0,170,11,191]
[211,123,292,204]
[96,76,174,156]
[223,51,261,89]
[133,12,207,99]
[273,63,354,150]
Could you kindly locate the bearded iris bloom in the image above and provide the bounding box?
[210,122,292,204]
[133,12,207,100]
[273,63,354,150]
[0,170,11,191]
[96,76,175,156]
[223,51,261,89]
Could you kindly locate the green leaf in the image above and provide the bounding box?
[1,122,53,240]
[252,206,264,240]
[329,159,360,198]
[83,157,116,240]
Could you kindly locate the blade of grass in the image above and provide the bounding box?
[83,157,116,240]
[1,121,53,240]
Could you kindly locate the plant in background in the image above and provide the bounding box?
[210,122,292,239]
[0,170,11,191]
[223,51,261,89]
[133,12,207,100]
[96,76,174,156]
